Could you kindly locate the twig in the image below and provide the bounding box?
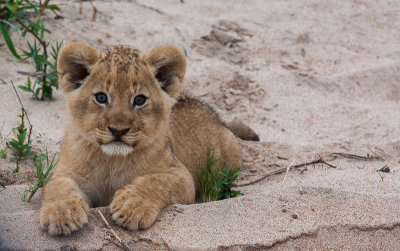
[6,80,34,149]
[3,80,30,124]
[97,210,131,251]
[297,167,307,175]
[6,80,33,129]
[36,0,50,20]
[237,157,336,187]
[132,0,165,15]
[90,2,97,22]
[198,86,220,97]
[183,45,191,58]
[331,152,383,161]
[17,71,42,78]
[282,160,295,184]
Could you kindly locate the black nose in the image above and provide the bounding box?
[107,126,130,137]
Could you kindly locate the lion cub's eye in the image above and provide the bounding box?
[94,92,108,104]
[133,95,147,106]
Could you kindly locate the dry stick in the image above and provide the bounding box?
[36,0,50,20]
[281,160,295,184]
[90,2,97,22]
[97,210,131,251]
[331,152,383,161]
[237,157,336,187]
[17,71,41,78]
[6,80,33,140]
[198,86,220,97]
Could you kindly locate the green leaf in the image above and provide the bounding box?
[5,2,15,11]
[17,131,26,143]
[0,23,21,59]
[18,85,32,92]
[9,139,20,149]
[47,5,61,11]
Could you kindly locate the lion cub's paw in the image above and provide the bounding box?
[110,189,161,230]
[40,196,89,236]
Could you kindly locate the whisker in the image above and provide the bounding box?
[125,132,141,137]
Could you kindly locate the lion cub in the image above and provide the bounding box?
[40,42,258,235]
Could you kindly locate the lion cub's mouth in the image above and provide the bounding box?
[101,142,134,156]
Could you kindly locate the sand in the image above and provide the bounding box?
[1,0,400,250]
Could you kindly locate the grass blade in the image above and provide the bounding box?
[0,23,21,59]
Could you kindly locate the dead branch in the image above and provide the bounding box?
[281,160,295,184]
[198,86,220,97]
[3,80,33,129]
[97,210,131,251]
[90,2,97,22]
[132,0,165,15]
[331,152,383,161]
[36,0,49,20]
[237,157,336,187]
[17,71,41,78]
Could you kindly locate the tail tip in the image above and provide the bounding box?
[227,119,260,141]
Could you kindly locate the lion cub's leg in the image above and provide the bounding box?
[110,165,194,230]
[40,171,89,236]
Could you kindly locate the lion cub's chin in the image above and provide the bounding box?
[101,142,133,156]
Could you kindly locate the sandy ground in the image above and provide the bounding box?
[1,0,400,250]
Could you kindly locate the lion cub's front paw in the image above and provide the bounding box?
[40,196,89,236]
[110,189,161,230]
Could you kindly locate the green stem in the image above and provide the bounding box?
[27,187,37,202]
[15,18,48,100]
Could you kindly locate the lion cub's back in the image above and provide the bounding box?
[168,96,242,191]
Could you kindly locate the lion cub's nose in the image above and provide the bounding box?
[107,126,130,137]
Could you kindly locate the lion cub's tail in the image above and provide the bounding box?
[226,119,260,141]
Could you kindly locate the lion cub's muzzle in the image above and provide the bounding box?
[96,126,139,156]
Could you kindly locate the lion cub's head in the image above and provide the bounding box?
[57,43,186,156]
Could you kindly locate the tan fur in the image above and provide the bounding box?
[227,119,259,142]
[40,42,250,235]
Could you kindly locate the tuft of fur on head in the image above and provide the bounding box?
[101,142,134,156]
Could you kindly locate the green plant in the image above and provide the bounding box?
[22,150,56,201]
[0,0,62,100]
[378,173,385,182]
[19,40,62,99]
[0,123,11,159]
[0,148,7,159]
[197,150,243,203]
[9,108,33,172]
[217,167,242,200]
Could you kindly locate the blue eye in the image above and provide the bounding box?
[134,95,147,106]
[95,92,108,104]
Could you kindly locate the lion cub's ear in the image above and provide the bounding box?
[146,46,186,99]
[57,42,100,93]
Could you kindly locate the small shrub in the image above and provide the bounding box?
[22,150,56,201]
[0,0,62,100]
[9,108,33,172]
[0,148,7,159]
[217,167,242,200]
[197,150,243,203]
